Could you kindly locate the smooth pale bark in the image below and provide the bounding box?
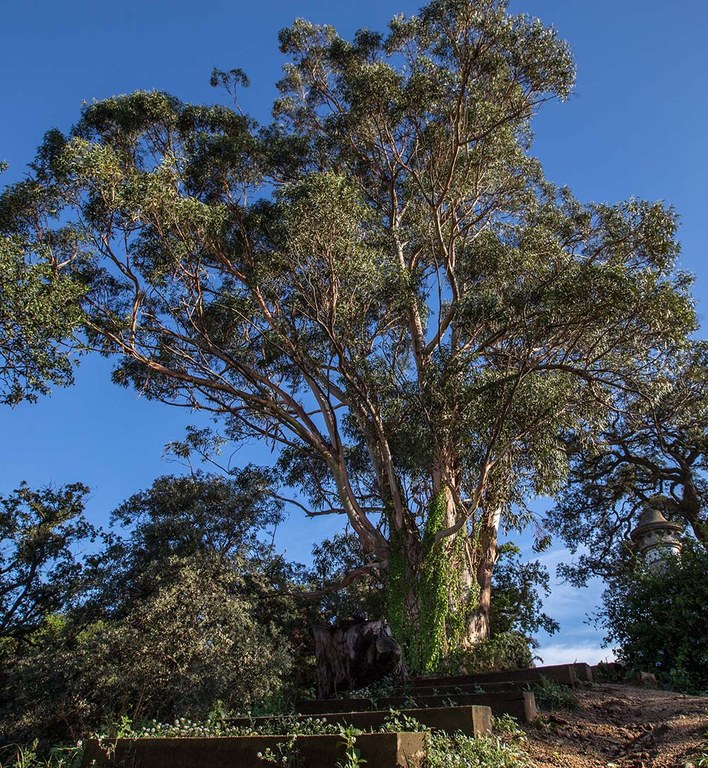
[467,506,503,643]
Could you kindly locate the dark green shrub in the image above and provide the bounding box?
[440,631,534,675]
[1,556,292,746]
[427,724,534,768]
[600,542,708,693]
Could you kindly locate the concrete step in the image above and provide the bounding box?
[590,661,624,680]
[384,680,528,697]
[297,690,537,722]
[229,704,492,737]
[410,662,593,688]
[81,732,426,768]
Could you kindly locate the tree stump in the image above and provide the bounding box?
[312,619,404,699]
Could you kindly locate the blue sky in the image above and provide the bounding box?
[1,0,706,665]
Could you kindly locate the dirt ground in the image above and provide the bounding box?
[522,682,707,768]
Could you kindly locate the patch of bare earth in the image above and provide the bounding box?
[522,683,707,768]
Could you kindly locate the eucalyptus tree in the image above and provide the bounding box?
[0,227,84,406]
[0,0,696,670]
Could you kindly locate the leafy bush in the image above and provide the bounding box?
[411,713,534,768]
[0,473,299,748]
[1,556,292,745]
[441,631,534,676]
[600,541,708,693]
[0,741,82,768]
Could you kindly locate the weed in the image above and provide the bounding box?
[426,731,534,768]
[493,713,525,739]
[381,711,427,733]
[685,731,708,768]
[532,677,579,711]
[336,726,366,768]
[0,742,83,768]
[257,733,302,767]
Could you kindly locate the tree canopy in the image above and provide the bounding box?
[548,341,707,585]
[85,468,285,611]
[0,482,93,642]
[0,0,698,670]
[0,230,84,406]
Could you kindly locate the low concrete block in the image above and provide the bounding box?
[377,692,537,723]
[392,705,492,736]
[573,663,594,683]
[635,671,658,687]
[81,732,426,768]
[387,681,521,697]
[411,663,579,688]
[231,705,492,738]
[297,690,537,722]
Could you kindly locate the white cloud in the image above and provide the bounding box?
[517,545,614,659]
[503,537,619,667]
[532,545,573,567]
[527,546,608,627]
[535,642,617,667]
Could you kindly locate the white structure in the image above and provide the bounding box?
[629,504,683,574]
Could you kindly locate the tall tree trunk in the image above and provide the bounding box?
[385,522,423,666]
[385,446,505,671]
[386,481,500,671]
[465,505,502,643]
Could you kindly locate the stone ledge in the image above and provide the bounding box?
[297,690,537,722]
[411,662,591,688]
[81,732,426,768]
[385,680,529,696]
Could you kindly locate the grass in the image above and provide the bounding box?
[0,742,82,768]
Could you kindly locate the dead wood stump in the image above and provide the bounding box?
[312,619,404,699]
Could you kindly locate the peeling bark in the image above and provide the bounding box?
[312,619,404,698]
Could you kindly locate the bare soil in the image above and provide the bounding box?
[522,682,707,768]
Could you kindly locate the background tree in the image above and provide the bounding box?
[82,468,286,613]
[0,482,93,643]
[488,543,558,640]
[2,556,292,745]
[547,342,707,585]
[309,532,387,624]
[0,0,697,671]
[0,472,295,747]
